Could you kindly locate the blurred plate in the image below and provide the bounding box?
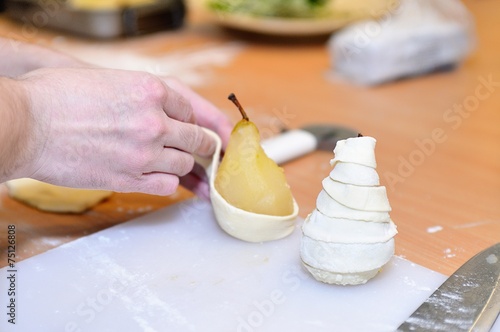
[203,0,399,37]
[206,12,358,36]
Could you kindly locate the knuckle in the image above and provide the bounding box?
[123,144,156,171]
[166,150,194,176]
[165,88,193,123]
[140,74,167,102]
[136,113,168,144]
[127,154,149,172]
[177,97,194,123]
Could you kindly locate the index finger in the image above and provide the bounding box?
[162,77,233,148]
[164,121,217,158]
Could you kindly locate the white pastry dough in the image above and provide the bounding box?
[301,262,381,286]
[300,136,397,285]
[329,162,379,186]
[321,178,391,212]
[302,210,397,243]
[6,178,112,213]
[330,136,377,168]
[316,190,390,222]
[301,237,395,273]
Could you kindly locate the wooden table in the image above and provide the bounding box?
[0,0,499,276]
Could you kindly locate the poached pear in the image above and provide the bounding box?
[214,93,294,216]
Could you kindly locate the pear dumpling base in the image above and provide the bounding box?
[300,236,394,286]
[211,185,299,243]
[302,261,380,286]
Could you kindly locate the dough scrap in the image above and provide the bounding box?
[6,178,112,213]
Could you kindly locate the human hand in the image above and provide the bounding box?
[162,77,233,199]
[15,67,219,196]
[162,77,232,148]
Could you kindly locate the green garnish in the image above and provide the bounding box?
[207,0,331,18]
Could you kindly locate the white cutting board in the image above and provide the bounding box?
[0,198,498,332]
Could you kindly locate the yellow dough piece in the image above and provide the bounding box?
[6,178,112,213]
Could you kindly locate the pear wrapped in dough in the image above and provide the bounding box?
[203,94,298,243]
[300,136,397,285]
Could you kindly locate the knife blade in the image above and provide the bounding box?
[397,242,500,332]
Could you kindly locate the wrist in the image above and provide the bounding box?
[0,76,34,182]
[0,37,87,77]
[37,47,86,69]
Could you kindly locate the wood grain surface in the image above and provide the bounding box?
[0,0,498,276]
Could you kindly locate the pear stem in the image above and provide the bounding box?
[228,93,249,121]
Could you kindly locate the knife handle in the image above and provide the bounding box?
[261,129,317,165]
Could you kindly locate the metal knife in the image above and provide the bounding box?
[397,242,500,332]
[261,124,359,165]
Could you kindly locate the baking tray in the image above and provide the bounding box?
[4,0,186,38]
